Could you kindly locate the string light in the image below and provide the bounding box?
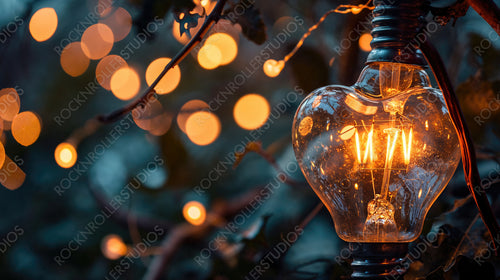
[145,57,181,94]
[11,111,41,146]
[99,7,132,42]
[55,142,77,168]
[359,33,372,52]
[29,7,58,42]
[96,55,128,90]
[263,59,284,78]
[0,88,20,121]
[110,67,140,100]
[81,23,114,60]
[177,100,209,133]
[183,201,207,226]
[60,42,90,77]
[263,0,374,78]
[185,111,220,146]
[197,44,222,69]
[233,94,270,130]
[101,234,128,260]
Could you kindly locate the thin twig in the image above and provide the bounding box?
[87,183,172,232]
[444,213,480,271]
[419,40,500,255]
[233,141,307,187]
[282,0,374,63]
[142,184,276,280]
[95,0,228,124]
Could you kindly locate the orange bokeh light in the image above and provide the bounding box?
[132,97,172,136]
[183,201,207,226]
[0,156,25,190]
[263,59,284,78]
[176,100,209,133]
[0,88,20,121]
[55,142,77,168]
[110,67,140,100]
[205,33,238,65]
[99,7,132,42]
[11,111,42,146]
[145,58,181,95]
[359,33,372,52]
[197,44,222,70]
[29,7,58,42]
[96,55,128,90]
[234,94,270,130]
[81,23,114,60]
[0,142,5,170]
[60,42,90,77]
[101,234,128,260]
[186,111,220,146]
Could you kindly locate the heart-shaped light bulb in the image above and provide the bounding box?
[292,62,461,242]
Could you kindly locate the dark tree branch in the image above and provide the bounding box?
[468,0,500,36]
[95,0,228,124]
[419,39,500,255]
[87,184,172,232]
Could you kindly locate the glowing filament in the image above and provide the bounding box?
[362,126,374,164]
[355,126,374,164]
[402,128,413,165]
[355,129,361,163]
[387,130,399,162]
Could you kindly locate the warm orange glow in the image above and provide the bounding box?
[233,94,270,130]
[99,7,132,42]
[402,128,413,165]
[263,59,285,78]
[183,201,207,226]
[359,33,372,52]
[355,129,362,163]
[145,57,181,94]
[97,0,113,17]
[0,156,25,190]
[186,111,220,146]
[177,100,209,133]
[29,7,58,42]
[197,44,222,69]
[11,111,41,146]
[132,97,172,135]
[0,142,5,169]
[340,125,355,140]
[96,55,128,90]
[60,42,90,77]
[101,234,128,260]
[81,23,114,60]
[110,67,140,100]
[55,142,77,168]
[205,33,238,65]
[0,88,20,121]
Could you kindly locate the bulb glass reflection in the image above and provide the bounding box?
[292,62,461,242]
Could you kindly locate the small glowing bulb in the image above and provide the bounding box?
[183,201,207,226]
[263,59,284,78]
[352,7,362,14]
[359,33,372,52]
[101,234,128,260]
[55,142,77,168]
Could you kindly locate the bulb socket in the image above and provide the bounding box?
[367,0,430,66]
[349,242,408,280]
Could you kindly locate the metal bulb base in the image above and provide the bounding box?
[349,243,408,280]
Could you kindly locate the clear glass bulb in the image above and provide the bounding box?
[292,62,461,242]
